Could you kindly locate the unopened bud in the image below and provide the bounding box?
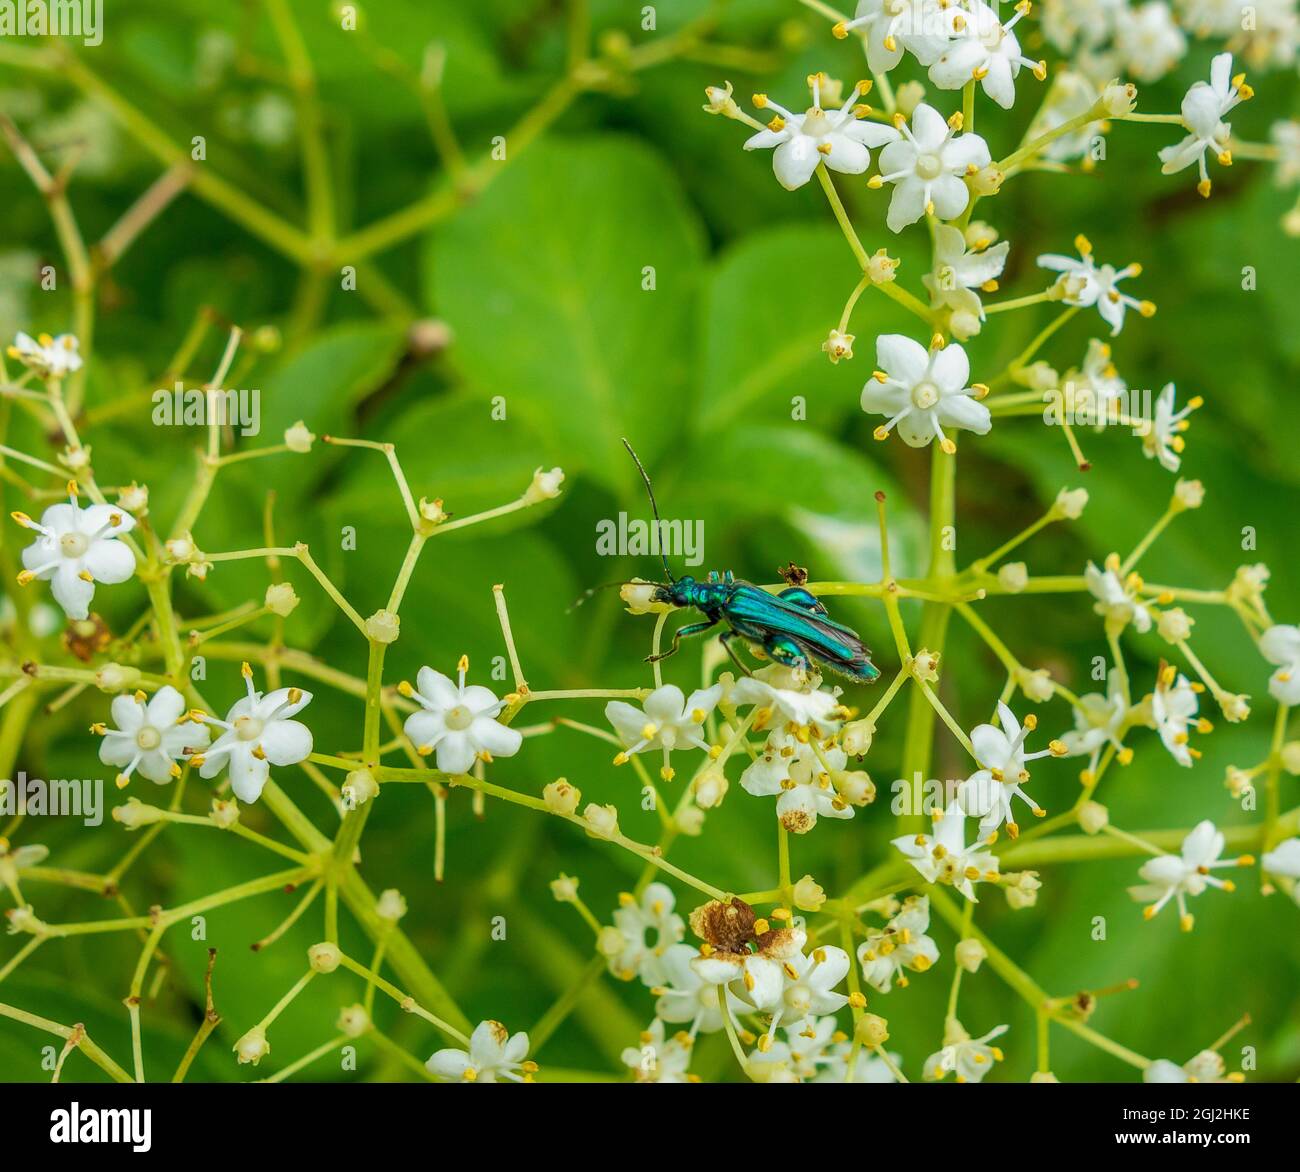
[855,1013,890,1047]
[543,779,581,815]
[955,938,987,973]
[1078,800,1109,834]
[285,420,315,453]
[365,609,400,644]
[265,582,299,616]
[308,942,341,973]
[793,874,826,912]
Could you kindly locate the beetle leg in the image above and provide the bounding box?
[719,630,755,677]
[645,617,719,663]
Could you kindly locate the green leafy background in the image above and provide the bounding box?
[1,0,1297,1082]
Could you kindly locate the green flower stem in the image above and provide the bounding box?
[0,1001,132,1082]
[335,951,469,1045]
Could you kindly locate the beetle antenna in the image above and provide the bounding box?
[566,580,638,614]
[621,437,675,584]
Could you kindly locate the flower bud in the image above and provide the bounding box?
[822,328,855,364]
[1004,871,1042,909]
[523,466,564,504]
[342,769,379,809]
[596,925,626,959]
[550,873,580,902]
[793,874,826,912]
[1101,82,1138,117]
[998,562,1029,593]
[234,1028,270,1065]
[1078,800,1109,834]
[1157,607,1193,643]
[955,938,987,972]
[582,802,620,840]
[949,306,982,341]
[407,318,453,357]
[1054,487,1089,520]
[841,719,874,756]
[265,582,299,616]
[118,482,149,513]
[1219,693,1251,723]
[692,769,728,809]
[1173,478,1204,510]
[1018,360,1059,391]
[894,80,925,117]
[4,905,45,936]
[1030,1070,1060,1083]
[543,778,581,815]
[418,497,448,526]
[1281,742,1300,775]
[855,1013,890,1047]
[364,608,400,644]
[674,805,705,836]
[209,799,241,828]
[285,420,315,453]
[308,942,341,973]
[94,662,141,693]
[337,1004,370,1038]
[703,80,737,116]
[964,221,999,249]
[867,248,899,284]
[1018,667,1054,703]
[376,888,407,922]
[835,769,875,806]
[112,798,165,829]
[968,164,1004,196]
[911,648,940,683]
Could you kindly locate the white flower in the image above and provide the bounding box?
[1145,1050,1237,1083]
[654,943,744,1035]
[1114,1,1187,82]
[822,328,855,364]
[605,682,721,780]
[402,659,522,775]
[1159,53,1252,197]
[834,0,952,75]
[759,943,851,1043]
[1038,236,1152,335]
[923,224,1009,340]
[1257,625,1300,705]
[427,1020,533,1083]
[745,76,896,190]
[862,334,990,451]
[197,664,313,804]
[1149,665,1204,767]
[739,730,855,833]
[892,802,1000,901]
[523,466,564,503]
[7,331,82,379]
[690,925,808,1015]
[12,490,136,620]
[1140,383,1201,472]
[961,703,1061,837]
[1041,0,1123,52]
[1060,674,1130,778]
[97,685,210,787]
[1086,556,1152,632]
[1074,338,1127,419]
[621,1019,694,1083]
[924,1022,1008,1082]
[749,1015,846,1081]
[603,883,685,985]
[1262,838,1300,904]
[729,668,843,736]
[927,1,1045,110]
[1271,120,1300,186]
[1128,820,1251,928]
[868,103,991,232]
[856,895,940,992]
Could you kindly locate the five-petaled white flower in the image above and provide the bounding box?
[1261,838,1300,904]
[621,1019,695,1083]
[923,224,1009,340]
[401,657,522,775]
[868,103,991,232]
[97,685,210,788]
[892,802,1000,900]
[1086,555,1152,632]
[928,1,1046,110]
[654,942,744,1035]
[12,488,136,620]
[606,682,722,781]
[1128,820,1252,929]
[862,334,990,452]
[857,895,940,992]
[730,668,844,736]
[924,1021,1008,1082]
[744,75,895,190]
[1038,236,1153,335]
[739,730,855,834]
[1149,664,1206,767]
[427,1020,534,1083]
[1159,53,1252,197]
[833,0,951,75]
[7,331,82,379]
[602,883,685,985]
[961,704,1062,837]
[1260,625,1300,705]
[759,943,851,1045]
[196,664,313,804]
[1060,673,1130,779]
[1141,383,1201,472]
